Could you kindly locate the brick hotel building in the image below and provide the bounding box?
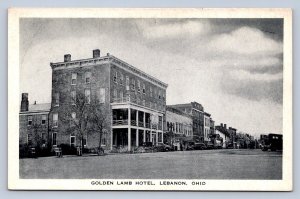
[49,49,167,151]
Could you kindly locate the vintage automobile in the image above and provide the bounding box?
[194,142,206,150]
[261,133,282,151]
[206,142,215,150]
[155,143,173,152]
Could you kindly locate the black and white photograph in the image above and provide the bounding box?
[8,8,292,191]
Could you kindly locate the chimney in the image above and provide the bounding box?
[220,123,223,127]
[64,54,71,62]
[20,93,29,112]
[224,124,227,129]
[93,49,100,58]
[34,101,37,105]
[107,53,110,56]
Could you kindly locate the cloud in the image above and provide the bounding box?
[230,70,283,82]
[139,20,211,39]
[207,26,283,56]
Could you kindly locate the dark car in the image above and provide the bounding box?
[194,143,206,150]
[155,143,173,152]
[206,142,214,150]
[185,141,195,150]
[226,143,234,149]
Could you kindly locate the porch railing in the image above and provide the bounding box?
[112,120,128,126]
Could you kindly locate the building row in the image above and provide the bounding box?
[19,49,230,153]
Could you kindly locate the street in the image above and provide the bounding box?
[19,149,282,179]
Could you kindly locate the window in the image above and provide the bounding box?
[126,76,129,90]
[71,112,76,119]
[113,89,117,99]
[53,113,58,127]
[54,93,59,106]
[120,91,124,101]
[85,89,91,104]
[71,73,77,85]
[113,71,117,83]
[142,99,145,106]
[158,90,161,99]
[150,87,152,97]
[70,135,76,147]
[99,88,105,103]
[83,137,87,147]
[71,90,76,105]
[52,132,57,146]
[41,115,46,125]
[142,84,146,94]
[85,72,91,84]
[154,89,157,99]
[101,137,106,146]
[131,79,135,90]
[27,133,32,145]
[28,115,33,126]
[120,73,124,85]
[137,80,141,92]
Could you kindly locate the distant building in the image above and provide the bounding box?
[168,102,204,142]
[19,93,51,148]
[204,112,211,143]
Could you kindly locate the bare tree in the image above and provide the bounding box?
[61,91,91,155]
[89,99,108,155]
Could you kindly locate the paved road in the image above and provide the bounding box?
[19,149,282,179]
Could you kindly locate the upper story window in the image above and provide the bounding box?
[71,73,77,85]
[85,72,91,84]
[71,90,76,105]
[85,89,91,104]
[158,90,161,99]
[54,93,59,106]
[113,71,117,83]
[126,76,129,90]
[142,84,146,94]
[28,115,33,126]
[41,115,46,125]
[99,88,105,103]
[53,113,58,127]
[150,87,153,97]
[120,73,124,85]
[131,79,135,90]
[137,80,141,92]
[113,89,117,99]
[71,112,76,120]
[154,89,157,99]
[120,91,124,101]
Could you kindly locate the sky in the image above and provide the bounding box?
[19,18,283,137]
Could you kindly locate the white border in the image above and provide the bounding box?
[8,8,293,191]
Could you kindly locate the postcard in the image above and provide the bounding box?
[8,8,292,191]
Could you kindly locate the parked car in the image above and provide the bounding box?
[154,143,173,152]
[194,142,206,150]
[185,141,195,150]
[206,142,214,150]
[226,143,234,149]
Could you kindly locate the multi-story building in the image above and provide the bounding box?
[49,49,168,151]
[166,106,193,137]
[204,112,211,143]
[169,102,204,142]
[19,93,51,148]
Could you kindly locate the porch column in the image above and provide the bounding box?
[128,108,131,151]
[156,131,158,146]
[161,115,164,143]
[143,112,146,128]
[143,130,146,142]
[136,110,139,126]
[136,130,139,147]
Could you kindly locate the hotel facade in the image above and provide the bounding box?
[49,49,168,151]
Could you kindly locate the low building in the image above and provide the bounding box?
[19,93,51,154]
[215,123,231,148]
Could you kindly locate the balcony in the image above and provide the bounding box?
[138,121,144,127]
